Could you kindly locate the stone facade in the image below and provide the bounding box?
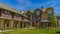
[57,14,60,27]
[0,3,30,29]
[0,3,54,29]
[40,7,54,27]
[23,7,54,27]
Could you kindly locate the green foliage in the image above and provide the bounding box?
[3,32,10,34]
[50,14,57,27]
[0,28,57,34]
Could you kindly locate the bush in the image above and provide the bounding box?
[56,31,60,34]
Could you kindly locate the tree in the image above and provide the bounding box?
[50,14,57,27]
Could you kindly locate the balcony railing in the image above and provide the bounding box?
[40,20,50,22]
[23,19,29,22]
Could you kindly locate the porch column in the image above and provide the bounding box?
[17,21,20,28]
[31,14,33,27]
[5,23,7,29]
[22,22,24,28]
[10,20,14,29]
[19,21,21,28]
[26,22,27,28]
[26,22,29,28]
[47,22,48,27]
[20,22,22,28]
[26,22,28,28]
[28,22,30,28]
[23,22,25,28]
[22,22,23,28]
[19,21,20,28]
[0,19,4,29]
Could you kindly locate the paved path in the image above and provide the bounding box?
[0,30,13,32]
[0,27,35,32]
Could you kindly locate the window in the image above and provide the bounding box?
[37,18,40,21]
[36,11,40,15]
[48,17,51,20]
[5,10,11,16]
[15,14,20,17]
[48,10,52,15]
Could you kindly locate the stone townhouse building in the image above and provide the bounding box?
[23,7,54,27]
[0,3,30,29]
[0,2,54,29]
[57,14,60,27]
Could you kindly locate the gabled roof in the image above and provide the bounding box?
[0,2,27,17]
[22,7,54,14]
[22,10,34,14]
[41,7,54,12]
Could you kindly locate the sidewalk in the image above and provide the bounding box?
[0,30,13,32]
[0,27,35,32]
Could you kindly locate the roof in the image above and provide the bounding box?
[23,7,53,13]
[41,8,47,12]
[23,10,34,13]
[30,10,34,13]
[0,2,27,17]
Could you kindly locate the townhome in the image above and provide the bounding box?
[57,14,60,27]
[23,10,35,27]
[23,7,54,28]
[40,7,54,27]
[0,3,29,29]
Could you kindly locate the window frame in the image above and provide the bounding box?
[48,10,52,15]
[5,10,11,16]
[15,14,20,17]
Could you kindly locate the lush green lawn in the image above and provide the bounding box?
[0,28,58,34]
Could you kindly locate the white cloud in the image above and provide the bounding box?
[50,3,56,7]
[17,0,29,3]
[15,0,60,10]
[15,0,32,10]
[43,1,54,5]
[16,0,31,4]
[42,0,60,7]
[50,1,60,7]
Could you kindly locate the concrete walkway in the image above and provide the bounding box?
[0,27,35,32]
[0,30,13,32]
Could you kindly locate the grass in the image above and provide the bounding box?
[0,28,58,34]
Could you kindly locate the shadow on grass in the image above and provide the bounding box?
[0,28,59,34]
[3,32,10,34]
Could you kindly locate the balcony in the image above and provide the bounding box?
[40,20,50,22]
[23,19,29,22]
[23,18,29,22]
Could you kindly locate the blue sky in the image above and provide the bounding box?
[0,0,60,15]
